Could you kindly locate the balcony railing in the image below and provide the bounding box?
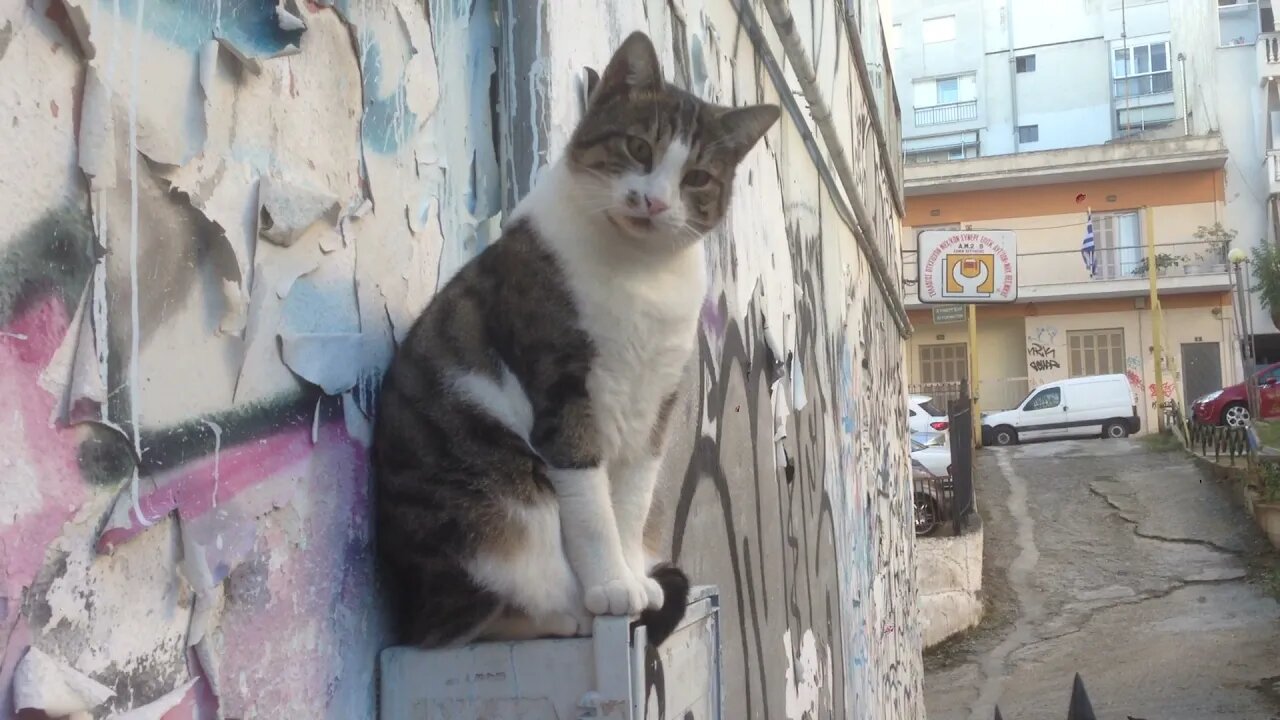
[901,240,1231,300]
[1111,72,1174,98]
[1265,32,1280,62]
[914,100,978,127]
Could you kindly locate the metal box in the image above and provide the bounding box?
[380,586,722,719]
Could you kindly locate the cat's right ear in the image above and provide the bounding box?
[592,32,663,103]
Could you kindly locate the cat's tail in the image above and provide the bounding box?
[639,563,690,645]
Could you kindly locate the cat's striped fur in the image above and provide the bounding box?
[374,31,779,647]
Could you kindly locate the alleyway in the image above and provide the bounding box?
[924,438,1280,720]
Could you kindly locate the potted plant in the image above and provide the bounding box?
[1251,242,1280,330]
[1188,223,1235,274]
[1255,461,1280,550]
[1130,253,1187,277]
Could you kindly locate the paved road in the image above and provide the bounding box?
[924,437,1280,720]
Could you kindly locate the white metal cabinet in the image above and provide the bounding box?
[380,586,722,720]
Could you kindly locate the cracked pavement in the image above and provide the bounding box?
[924,437,1280,720]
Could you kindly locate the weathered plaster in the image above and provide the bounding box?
[0,0,918,717]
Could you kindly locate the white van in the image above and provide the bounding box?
[980,374,1140,446]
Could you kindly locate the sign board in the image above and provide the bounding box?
[931,305,967,324]
[917,229,1018,304]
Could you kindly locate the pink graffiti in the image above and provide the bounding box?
[1125,369,1142,389]
[1148,381,1176,401]
[0,297,87,612]
[96,424,320,554]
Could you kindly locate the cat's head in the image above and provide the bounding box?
[567,32,780,249]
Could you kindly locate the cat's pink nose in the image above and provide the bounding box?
[645,197,669,215]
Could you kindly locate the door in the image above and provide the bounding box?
[1017,385,1068,440]
[1180,342,1222,408]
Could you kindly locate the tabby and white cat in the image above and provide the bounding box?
[374,31,779,647]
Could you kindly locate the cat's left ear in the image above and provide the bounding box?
[592,32,664,102]
[720,104,781,160]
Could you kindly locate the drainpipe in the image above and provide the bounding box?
[1007,0,1019,151]
[1178,52,1190,135]
[757,0,912,336]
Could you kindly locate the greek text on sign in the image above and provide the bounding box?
[917,229,1018,304]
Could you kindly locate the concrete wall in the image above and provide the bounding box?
[0,0,920,718]
[917,523,984,648]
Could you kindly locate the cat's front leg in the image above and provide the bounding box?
[610,455,664,610]
[549,467,652,616]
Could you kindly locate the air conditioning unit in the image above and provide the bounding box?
[380,586,722,720]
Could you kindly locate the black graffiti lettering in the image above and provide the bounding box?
[1029,359,1061,372]
[1027,342,1055,358]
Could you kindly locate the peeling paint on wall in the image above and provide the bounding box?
[0,0,916,717]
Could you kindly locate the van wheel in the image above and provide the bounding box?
[992,426,1018,446]
[1103,421,1129,439]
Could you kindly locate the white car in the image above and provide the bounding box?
[910,431,951,477]
[908,394,949,434]
[980,373,1141,446]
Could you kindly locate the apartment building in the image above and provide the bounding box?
[892,0,1275,429]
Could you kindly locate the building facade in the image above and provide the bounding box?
[1,0,919,717]
[893,0,1273,423]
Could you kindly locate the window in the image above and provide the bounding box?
[1067,329,1126,377]
[1218,0,1261,46]
[1024,387,1062,411]
[1117,103,1177,133]
[891,23,903,50]
[1112,40,1173,98]
[919,344,968,385]
[912,74,978,126]
[1093,211,1143,278]
[923,15,956,43]
[936,77,959,104]
[1015,54,1036,73]
[1017,124,1039,143]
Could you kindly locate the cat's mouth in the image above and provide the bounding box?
[608,212,655,233]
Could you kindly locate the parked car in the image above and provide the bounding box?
[980,374,1141,446]
[908,394,949,434]
[912,434,953,536]
[1190,362,1280,427]
[910,430,951,477]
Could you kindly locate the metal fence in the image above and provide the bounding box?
[947,379,976,534]
[909,381,964,406]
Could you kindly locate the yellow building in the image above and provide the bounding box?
[903,136,1241,433]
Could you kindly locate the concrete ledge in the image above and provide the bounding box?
[918,520,984,648]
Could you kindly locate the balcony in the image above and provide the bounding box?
[1261,32,1280,83]
[914,100,978,127]
[901,240,1233,307]
[1270,151,1280,196]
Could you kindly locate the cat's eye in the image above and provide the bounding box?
[625,136,653,168]
[683,170,713,188]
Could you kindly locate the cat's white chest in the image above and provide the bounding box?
[576,257,704,458]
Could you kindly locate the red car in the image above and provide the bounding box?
[1190,362,1280,427]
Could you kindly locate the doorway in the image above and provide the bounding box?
[1181,342,1223,407]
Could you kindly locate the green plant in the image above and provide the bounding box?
[1192,222,1236,263]
[1250,242,1280,313]
[1262,461,1280,502]
[1130,253,1187,277]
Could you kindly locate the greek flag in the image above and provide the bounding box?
[1081,211,1097,277]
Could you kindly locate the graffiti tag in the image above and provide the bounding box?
[1029,359,1061,372]
[1027,342,1055,358]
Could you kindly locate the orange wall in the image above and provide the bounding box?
[906,169,1225,226]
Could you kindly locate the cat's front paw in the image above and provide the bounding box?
[583,575,649,616]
